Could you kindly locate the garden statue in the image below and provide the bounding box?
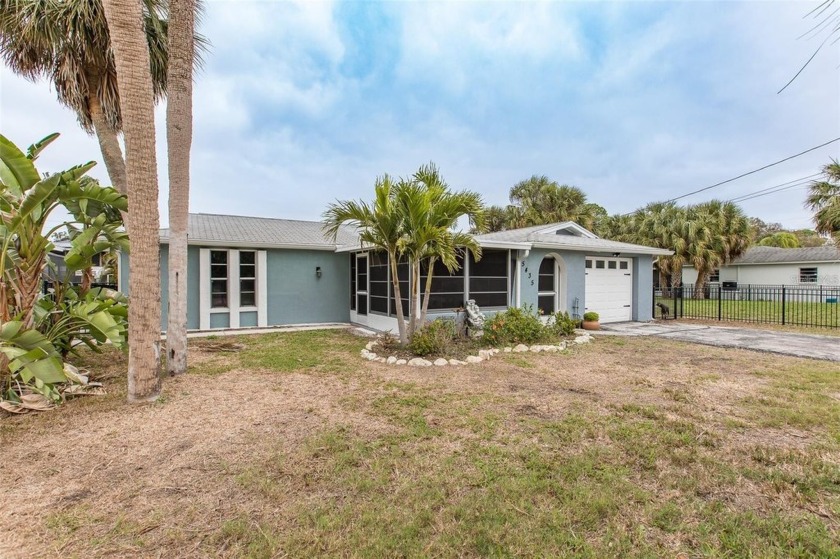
[465,299,485,334]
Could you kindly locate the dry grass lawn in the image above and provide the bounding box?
[1,329,838,558]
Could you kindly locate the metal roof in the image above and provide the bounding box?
[159,213,360,250]
[474,223,673,256]
[732,246,840,265]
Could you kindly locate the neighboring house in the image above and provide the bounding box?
[45,240,112,285]
[681,246,840,287]
[119,213,671,332]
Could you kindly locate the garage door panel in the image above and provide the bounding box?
[584,257,633,323]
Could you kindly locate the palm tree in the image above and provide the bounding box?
[509,176,600,229]
[686,201,751,299]
[410,164,484,329]
[323,175,411,345]
[0,0,170,195]
[101,0,162,402]
[806,159,840,244]
[164,0,197,377]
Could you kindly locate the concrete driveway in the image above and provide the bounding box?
[597,322,840,362]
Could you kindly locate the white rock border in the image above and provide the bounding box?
[359,332,592,367]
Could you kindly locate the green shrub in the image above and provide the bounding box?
[409,319,457,356]
[547,311,577,337]
[583,311,600,322]
[482,305,546,346]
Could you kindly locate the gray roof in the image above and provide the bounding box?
[732,245,840,265]
[475,222,673,256]
[160,213,359,250]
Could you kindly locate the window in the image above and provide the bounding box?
[585,259,593,269]
[608,261,617,270]
[239,251,256,307]
[469,249,509,308]
[369,252,390,314]
[350,254,357,311]
[595,260,605,269]
[210,250,228,308]
[709,269,720,283]
[619,261,629,270]
[800,267,818,283]
[537,257,556,315]
[356,255,368,315]
[420,254,465,311]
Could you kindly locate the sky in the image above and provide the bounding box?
[1,0,838,231]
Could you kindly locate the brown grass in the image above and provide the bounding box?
[1,329,838,558]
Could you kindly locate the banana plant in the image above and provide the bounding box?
[0,133,127,326]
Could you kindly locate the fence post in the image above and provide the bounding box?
[717,285,722,321]
[781,285,786,325]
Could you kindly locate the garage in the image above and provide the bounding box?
[584,257,633,323]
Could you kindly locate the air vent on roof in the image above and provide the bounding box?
[555,228,577,236]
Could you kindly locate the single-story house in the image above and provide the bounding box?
[681,246,840,287]
[119,213,671,332]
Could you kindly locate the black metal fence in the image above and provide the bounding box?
[654,283,840,329]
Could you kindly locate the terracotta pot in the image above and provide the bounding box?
[582,320,600,331]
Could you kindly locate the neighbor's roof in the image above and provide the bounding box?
[474,222,673,256]
[159,213,359,250]
[731,245,840,265]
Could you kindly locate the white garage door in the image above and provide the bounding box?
[584,257,633,323]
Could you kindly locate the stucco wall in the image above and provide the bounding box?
[633,255,653,321]
[265,249,349,326]
[519,249,586,317]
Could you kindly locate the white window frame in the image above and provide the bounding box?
[200,248,267,330]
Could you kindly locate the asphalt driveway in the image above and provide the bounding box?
[597,321,840,362]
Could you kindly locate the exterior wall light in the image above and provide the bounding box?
[316,266,322,278]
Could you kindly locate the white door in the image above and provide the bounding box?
[584,257,633,323]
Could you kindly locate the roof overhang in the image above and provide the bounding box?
[160,237,338,251]
[530,242,673,256]
[730,260,840,266]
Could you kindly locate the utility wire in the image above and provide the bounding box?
[660,137,839,205]
[731,182,813,203]
[727,173,822,203]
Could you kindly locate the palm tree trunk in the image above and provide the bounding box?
[407,259,420,337]
[387,251,408,345]
[88,92,127,195]
[694,271,709,300]
[102,0,162,403]
[164,0,195,377]
[419,256,435,327]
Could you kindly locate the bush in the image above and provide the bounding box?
[546,311,577,337]
[409,319,457,356]
[583,311,600,322]
[482,305,546,346]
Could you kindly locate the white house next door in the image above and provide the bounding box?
[585,257,632,323]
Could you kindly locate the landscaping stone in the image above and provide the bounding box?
[574,335,591,344]
[544,345,558,352]
[448,359,466,365]
[386,356,397,364]
[364,352,378,361]
[478,349,493,360]
[376,357,386,363]
[408,357,433,367]
[396,359,407,365]
[512,344,529,353]
[557,341,567,350]
[529,345,542,352]
[433,358,448,366]
[503,347,512,353]
[466,355,483,363]
[365,341,375,351]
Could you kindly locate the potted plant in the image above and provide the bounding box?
[582,311,600,331]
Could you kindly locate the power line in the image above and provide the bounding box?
[661,137,839,205]
[728,173,822,203]
[731,182,812,204]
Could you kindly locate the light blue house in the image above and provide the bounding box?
[119,214,670,332]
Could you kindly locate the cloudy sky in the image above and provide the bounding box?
[1,0,838,230]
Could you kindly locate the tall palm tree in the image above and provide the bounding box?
[324,175,411,345]
[410,164,484,329]
[806,159,840,244]
[686,200,751,299]
[509,176,600,229]
[0,0,170,195]
[164,0,198,377]
[101,0,162,402]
